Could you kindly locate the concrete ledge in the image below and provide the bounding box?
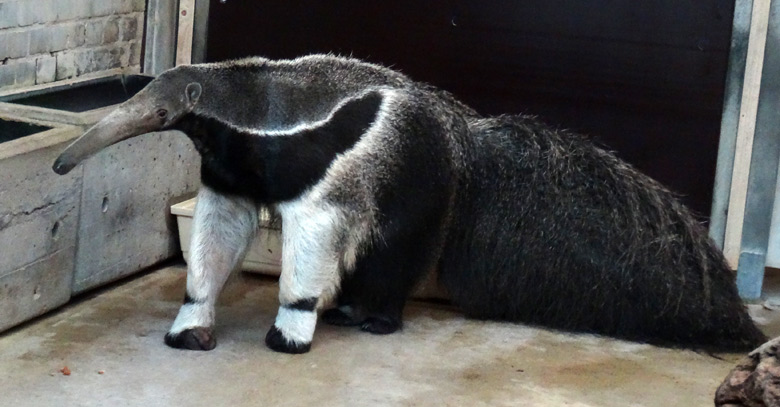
[0,70,149,127]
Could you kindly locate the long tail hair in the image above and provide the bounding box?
[438,114,766,351]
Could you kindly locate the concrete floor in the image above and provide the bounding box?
[2,263,778,407]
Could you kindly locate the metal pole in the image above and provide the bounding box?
[192,0,210,63]
[737,0,780,300]
[144,0,178,75]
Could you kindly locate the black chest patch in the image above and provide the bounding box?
[178,91,384,203]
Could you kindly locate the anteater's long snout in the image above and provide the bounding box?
[52,106,160,175]
[52,155,74,175]
[51,124,109,175]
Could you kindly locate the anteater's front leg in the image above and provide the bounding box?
[165,186,258,351]
[265,201,344,354]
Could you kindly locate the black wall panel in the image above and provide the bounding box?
[206,0,735,218]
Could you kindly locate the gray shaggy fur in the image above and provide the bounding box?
[180,56,478,130]
[440,115,765,350]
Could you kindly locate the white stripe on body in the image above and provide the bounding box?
[195,88,383,138]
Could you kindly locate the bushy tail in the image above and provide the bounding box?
[682,230,767,351]
[438,114,766,352]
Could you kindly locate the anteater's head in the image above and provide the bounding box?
[52,68,202,175]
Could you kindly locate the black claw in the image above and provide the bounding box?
[360,317,401,335]
[265,325,311,354]
[322,308,362,326]
[164,327,217,351]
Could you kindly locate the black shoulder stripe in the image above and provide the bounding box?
[185,91,384,203]
[256,91,384,201]
[303,90,384,149]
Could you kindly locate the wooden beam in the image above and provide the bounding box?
[736,0,780,299]
[723,0,772,269]
[176,0,196,66]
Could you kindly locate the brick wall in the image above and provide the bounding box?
[0,0,145,92]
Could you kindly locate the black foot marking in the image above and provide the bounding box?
[322,308,362,326]
[164,327,216,351]
[360,317,401,335]
[265,326,311,354]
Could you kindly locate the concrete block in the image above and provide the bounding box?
[89,46,126,73]
[0,58,38,89]
[135,11,145,37]
[0,2,19,29]
[28,26,57,55]
[131,0,146,12]
[14,57,36,88]
[92,0,132,17]
[55,51,78,80]
[0,64,16,88]
[29,23,85,55]
[65,23,88,49]
[84,18,104,46]
[0,123,82,332]
[102,15,120,44]
[119,14,139,41]
[17,0,57,26]
[86,16,134,46]
[94,45,127,71]
[0,30,30,59]
[129,41,142,66]
[73,130,200,293]
[35,55,56,84]
[51,0,91,22]
[55,45,125,80]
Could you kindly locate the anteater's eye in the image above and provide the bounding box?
[157,109,168,118]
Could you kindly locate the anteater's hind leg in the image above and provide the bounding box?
[324,220,445,335]
[322,259,410,334]
[165,186,258,351]
[320,265,402,331]
[321,276,364,327]
[351,249,418,335]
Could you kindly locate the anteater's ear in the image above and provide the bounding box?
[185,82,202,105]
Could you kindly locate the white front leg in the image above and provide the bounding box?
[165,186,258,351]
